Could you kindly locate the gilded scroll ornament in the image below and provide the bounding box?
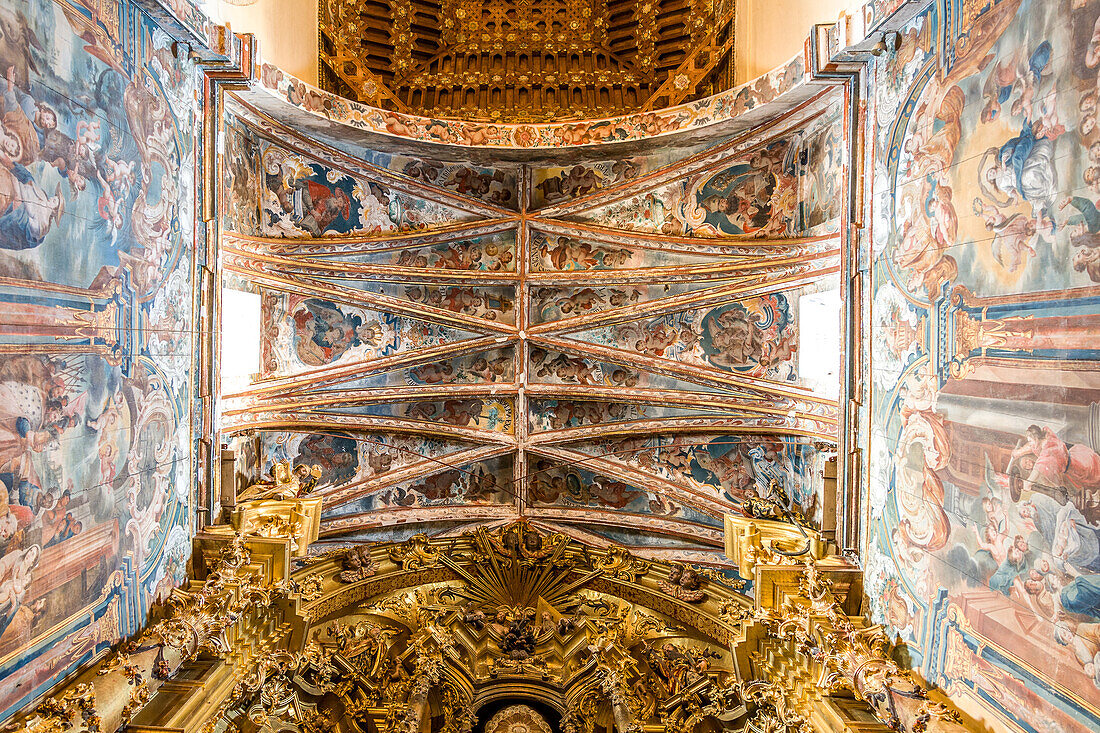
[389,532,443,570]
[17,684,99,733]
[735,679,812,733]
[147,533,266,659]
[592,545,651,582]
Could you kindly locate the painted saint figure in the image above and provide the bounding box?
[292,299,379,366]
[1009,425,1100,522]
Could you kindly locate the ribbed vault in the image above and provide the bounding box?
[217,87,844,561]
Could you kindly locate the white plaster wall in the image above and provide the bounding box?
[205,0,319,84]
[735,0,862,83]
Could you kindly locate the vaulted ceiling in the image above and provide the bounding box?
[217,88,843,560]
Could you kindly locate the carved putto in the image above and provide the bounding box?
[486,520,567,565]
[657,563,706,603]
[338,545,379,583]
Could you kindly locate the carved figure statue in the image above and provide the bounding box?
[496,607,538,660]
[238,460,322,503]
[657,563,706,603]
[338,545,378,583]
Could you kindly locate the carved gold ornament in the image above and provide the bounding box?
[319,0,735,120]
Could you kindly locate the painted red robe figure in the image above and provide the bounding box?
[296,180,350,236]
[1010,425,1100,522]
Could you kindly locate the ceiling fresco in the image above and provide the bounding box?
[218,91,844,559]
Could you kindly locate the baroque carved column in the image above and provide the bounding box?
[594,662,643,733]
[754,559,965,733]
[9,494,322,733]
[726,513,966,732]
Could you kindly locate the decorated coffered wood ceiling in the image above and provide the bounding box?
[219,88,843,556]
[319,0,736,120]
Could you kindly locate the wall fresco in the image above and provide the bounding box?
[375,283,516,324]
[571,435,826,516]
[529,347,643,388]
[528,230,724,272]
[387,158,518,209]
[323,455,513,516]
[0,0,198,720]
[278,130,521,210]
[223,117,260,235]
[566,525,721,552]
[258,431,479,489]
[530,153,691,209]
[405,350,516,385]
[390,235,517,271]
[527,458,719,525]
[308,520,478,547]
[528,401,725,432]
[257,139,477,238]
[865,0,1100,729]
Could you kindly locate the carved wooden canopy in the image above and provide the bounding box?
[318,0,736,120]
